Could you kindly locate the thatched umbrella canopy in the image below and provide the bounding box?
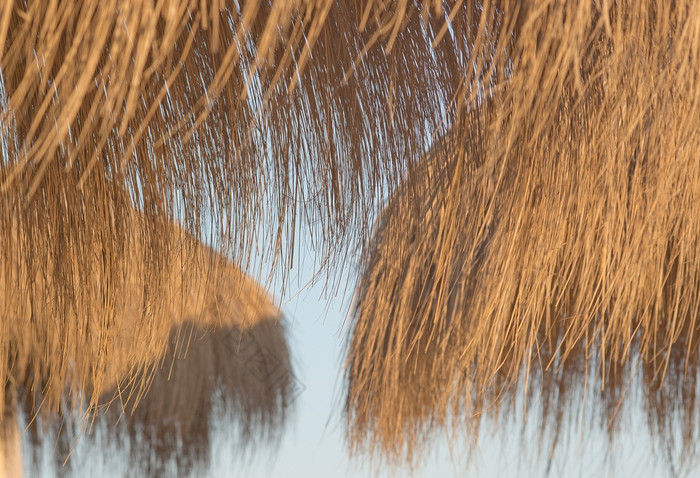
[21,319,291,477]
[345,0,700,466]
[0,0,439,421]
[1,0,466,429]
[4,212,292,476]
[3,0,700,470]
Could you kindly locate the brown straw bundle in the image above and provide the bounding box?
[7,212,291,476]
[3,0,700,469]
[346,0,700,464]
[22,319,291,477]
[0,0,442,420]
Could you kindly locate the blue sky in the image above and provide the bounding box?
[21,229,695,477]
[11,176,693,478]
[222,248,689,478]
[203,220,693,478]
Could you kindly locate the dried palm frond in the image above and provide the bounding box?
[346,1,700,464]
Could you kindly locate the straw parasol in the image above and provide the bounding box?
[0,0,452,428]
[3,211,292,476]
[3,0,700,470]
[345,2,700,465]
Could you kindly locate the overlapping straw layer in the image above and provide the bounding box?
[3,0,700,468]
[0,0,455,419]
[3,210,288,433]
[346,1,700,463]
[99,319,291,476]
[22,318,291,477]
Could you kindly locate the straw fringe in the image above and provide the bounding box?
[21,318,292,476]
[9,211,291,473]
[346,1,700,463]
[3,0,700,467]
[98,319,292,475]
[3,209,284,421]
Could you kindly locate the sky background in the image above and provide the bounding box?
[21,235,697,477]
[212,241,693,478]
[6,5,700,477]
[18,212,697,478]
